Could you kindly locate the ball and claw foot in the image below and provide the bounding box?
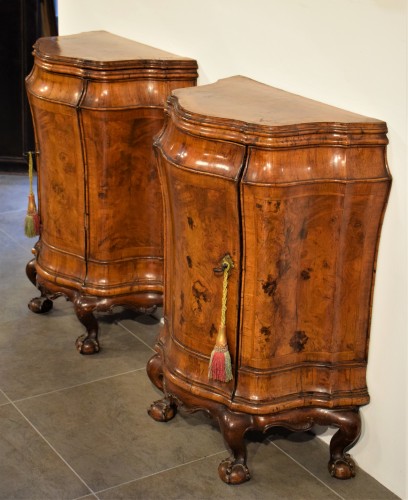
[148,398,177,422]
[329,454,356,479]
[28,296,53,314]
[218,458,251,485]
[75,335,100,355]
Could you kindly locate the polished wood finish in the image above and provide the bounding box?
[147,76,391,483]
[25,31,197,353]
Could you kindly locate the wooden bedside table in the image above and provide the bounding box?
[25,31,198,354]
[147,76,391,484]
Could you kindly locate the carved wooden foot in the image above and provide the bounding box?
[28,296,53,314]
[217,410,252,484]
[327,410,361,479]
[218,458,251,485]
[74,297,100,355]
[146,351,164,391]
[146,350,178,420]
[329,453,356,479]
[148,397,177,422]
[26,258,54,314]
[276,407,360,480]
[216,407,361,483]
[75,334,100,355]
[26,257,163,354]
[146,359,362,485]
[26,258,37,287]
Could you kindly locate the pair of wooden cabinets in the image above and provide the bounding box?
[26,31,391,484]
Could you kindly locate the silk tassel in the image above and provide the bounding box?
[24,152,40,238]
[208,255,234,383]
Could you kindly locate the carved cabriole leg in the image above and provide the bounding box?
[147,349,178,421]
[148,393,252,484]
[74,296,100,355]
[325,409,361,479]
[146,350,164,391]
[264,407,361,480]
[26,255,162,354]
[146,354,252,484]
[147,369,362,485]
[26,257,37,287]
[26,258,53,314]
[217,409,252,484]
[216,408,357,486]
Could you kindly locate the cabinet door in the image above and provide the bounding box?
[235,145,390,413]
[156,121,245,401]
[26,68,87,283]
[81,107,164,292]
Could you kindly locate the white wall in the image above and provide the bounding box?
[58,1,408,497]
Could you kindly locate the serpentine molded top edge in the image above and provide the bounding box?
[171,76,386,138]
[34,31,198,70]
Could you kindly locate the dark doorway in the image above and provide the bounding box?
[0,0,57,172]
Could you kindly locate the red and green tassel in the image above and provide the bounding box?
[24,151,40,238]
[208,254,234,383]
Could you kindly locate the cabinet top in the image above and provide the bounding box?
[33,31,198,73]
[169,76,387,147]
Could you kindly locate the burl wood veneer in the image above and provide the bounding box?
[147,76,391,484]
[25,31,198,353]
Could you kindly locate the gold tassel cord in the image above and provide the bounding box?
[220,255,233,330]
[24,152,40,238]
[208,254,234,382]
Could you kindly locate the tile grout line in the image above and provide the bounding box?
[113,321,347,499]
[92,450,227,497]
[116,320,157,352]
[9,368,144,404]
[0,225,35,252]
[0,387,97,498]
[268,439,346,500]
[72,492,99,500]
[0,207,27,215]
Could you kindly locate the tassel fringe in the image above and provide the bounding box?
[208,344,233,382]
[25,215,40,238]
[24,152,40,238]
[208,255,234,383]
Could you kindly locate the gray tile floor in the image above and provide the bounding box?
[0,173,399,500]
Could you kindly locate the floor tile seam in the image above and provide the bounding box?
[268,439,345,500]
[92,450,226,497]
[0,225,34,251]
[72,494,99,500]
[9,368,144,403]
[0,389,12,408]
[0,389,96,497]
[116,320,157,352]
[0,207,26,216]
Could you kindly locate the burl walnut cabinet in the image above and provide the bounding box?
[25,31,198,353]
[147,76,391,484]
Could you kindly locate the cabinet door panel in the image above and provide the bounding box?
[235,176,389,410]
[156,130,245,399]
[29,96,86,282]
